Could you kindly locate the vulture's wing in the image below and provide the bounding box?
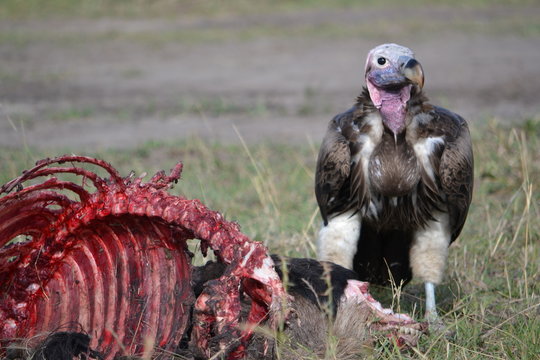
[315,116,351,225]
[435,107,474,242]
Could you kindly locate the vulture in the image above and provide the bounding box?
[315,43,473,322]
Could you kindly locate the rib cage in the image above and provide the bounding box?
[0,155,287,359]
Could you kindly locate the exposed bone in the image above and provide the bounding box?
[0,155,287,359]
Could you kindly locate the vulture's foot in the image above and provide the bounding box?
[424,309,456,339]
[425,309,445,331]
[424,282,445,331]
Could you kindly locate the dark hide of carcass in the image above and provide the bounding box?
[5,331,103,360]
[0,156,425,359]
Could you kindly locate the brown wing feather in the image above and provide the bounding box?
[346,139,366,210]
[316,97,375,225]
[434,107,474,242]
[315,119,351,225]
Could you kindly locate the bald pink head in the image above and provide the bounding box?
[363,44,424,135]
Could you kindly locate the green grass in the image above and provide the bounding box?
[1,0,537,20]
[1,0,539,50]
[1,119,538,359]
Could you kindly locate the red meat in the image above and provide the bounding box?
[0,156,287,359]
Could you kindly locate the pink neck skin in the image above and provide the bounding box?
[367,80,411,134]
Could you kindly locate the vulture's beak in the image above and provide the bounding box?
[402,57,424,89]
[367,56,424,90]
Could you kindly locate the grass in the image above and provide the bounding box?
[1,1,539,50]
[1,118,538,359]
[1,0,538,20]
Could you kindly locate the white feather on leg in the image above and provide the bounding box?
[317,209,361,269]
[410,211,451,284]
[410,211,451,322]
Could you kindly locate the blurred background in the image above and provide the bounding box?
[1,3,539,355]
[1,0,539,150]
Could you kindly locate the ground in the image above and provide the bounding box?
[1,2,539,149]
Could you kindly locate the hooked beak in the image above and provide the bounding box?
[402,57,424,89]
[366,56,424,90]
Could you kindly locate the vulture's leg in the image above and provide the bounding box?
[317,209,361,269]
[424,282,438,322]
[409,212,451,325]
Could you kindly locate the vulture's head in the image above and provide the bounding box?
[364,43,424,134]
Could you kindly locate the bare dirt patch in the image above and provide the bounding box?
[1,4,539,150]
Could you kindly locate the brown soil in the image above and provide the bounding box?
[1,5,539,150]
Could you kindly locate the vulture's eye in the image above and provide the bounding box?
[377,57,387,65]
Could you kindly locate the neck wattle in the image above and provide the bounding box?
[367,82,412,135]
[379,97,407,134]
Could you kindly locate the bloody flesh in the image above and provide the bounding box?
[0,155,287,359]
